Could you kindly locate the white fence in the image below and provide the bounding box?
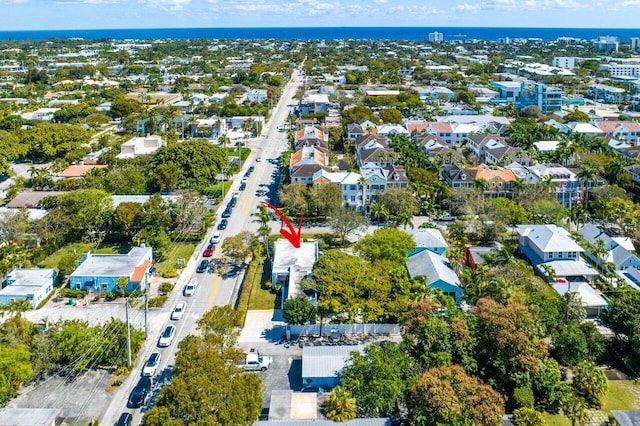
[287,323,400,338]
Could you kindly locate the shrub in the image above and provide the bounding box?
[513,386,535,409]
[59,288,87,299]
[147,295,168,308]
[162,268,178,278]
[159,282,174,294]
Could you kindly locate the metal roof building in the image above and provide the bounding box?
[301,345,363,389]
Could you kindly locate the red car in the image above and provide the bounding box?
[203,243,215,257]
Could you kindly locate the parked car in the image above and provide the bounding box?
[158,325,176,347]
[115,413,132,426]
[142,352,161,377]
[211,231,222,244]
[239,183,246,191]
[128,376,151,408]
[203,243,215,257]
[196,259,208,273]
[230,197,237,207]
[249,166,256,173]
[171,301,186,320]
[184,278,198,296]
[241,176,248,184]
[217,219,228,230]
[221,208,232,218]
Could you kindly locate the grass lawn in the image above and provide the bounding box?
[39,242,93,269]
[540,380,639,426]
[155,243,196,276]
[94,242,133,254]
[247,257,278,310]
[225,147,251,161]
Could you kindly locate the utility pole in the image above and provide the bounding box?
[125,297,132,368]
[144,291,148,338]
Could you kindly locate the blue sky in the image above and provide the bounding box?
[2,0,640,31]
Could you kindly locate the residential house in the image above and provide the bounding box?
[294,125,329,152]
[523,164,584,207]
[406,250,463,303]
[116,135,165,159]
[301,345,364,389]
[464,242,504,270]
[517,224,598,282]
[190,118,226,139]
[271,239,319,308]
[407,228,448,256]
[587,83,626,104]
[623,165,640,188]
[346,123,364,140]
[298,92,330,115]
[404,119,430,134]
[486,145,532,166]
[353,134,389,156]
[552,281,608,318]
[425,122,482,145]
[592,121,640,144]
[444,164,517,197]
[0,268,56,309]
[579,222,640,271]
[557,121,604,136]
[247,88,268,103]
[312,170,363,211]
[290,146,329,184]
[69,245,153,293]
[58,164,108,178]
[377,123,410,136]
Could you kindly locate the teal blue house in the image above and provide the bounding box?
[406,249,463,303]
[407,228,449,257]
[69,246,153,293]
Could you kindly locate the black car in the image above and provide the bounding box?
[115,413,132,426]
[239,183,246,191]
[248,166,255,172]
[196,260,208,273]
[221,208,232,218]
[128,376,151,408]
[218,219,228,230]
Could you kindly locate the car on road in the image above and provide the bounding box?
[211,231,222,244]
[217,219,228,230]
[256,189,268,197]
[249,166,255,172]
[142,352,161,377]
[196,259,208,273]
[239,183,246,191]
[115,413,132,426]
[241,176,248,184]
[221,207,232,218]
[128,376,151,408]
[230,197,237,207]
[203,243,215,257]
[158,325,176,347]
[184,278,198,296]
[255,156,261,162]
[171,301,186,320]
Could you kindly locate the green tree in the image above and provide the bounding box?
[0,344,34,404]
[327,206,368,246]
[278,183,309,217]
[513,407,546,426]
[341,342,416,418]
[378,107,404,124]
[283,295,316,325]
[532,358,564,412]
[309,184,342,217]
[324,386,357,422]
[572,360,607,407]
[252,204,272,259]
[111,202,142,239]
[377,187,420,219]
[564,109,590,123]
[408,365,504,426]
[355,228,415,265]
[151,163,180,193]
[552,322,589,366]
[221,231,254,266]
[561,395,589,426]
[196,306,241,354]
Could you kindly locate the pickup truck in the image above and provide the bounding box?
[237,349,272,372]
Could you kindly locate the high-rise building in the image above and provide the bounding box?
[631,37,640,52]
[428,32,443,43]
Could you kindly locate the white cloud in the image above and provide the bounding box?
[138,0,191,11]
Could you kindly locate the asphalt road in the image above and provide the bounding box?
[100,67,303,425]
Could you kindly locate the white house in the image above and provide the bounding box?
[312,170,363,211]
[117,135,165,159]
[552,281,608,318]
[247,89,268,103]
[580,223,640,271]
[271,239,319,308]
[517,224,598,282]
[0,268,56,309]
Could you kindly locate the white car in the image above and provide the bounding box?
[142,352,161,377]
[210,232,222,244]
[241,177,248,184]
[184,278,198,297]
[158,325,176,347]
[171,302,186,320]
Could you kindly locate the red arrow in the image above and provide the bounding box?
[261,201,303,248]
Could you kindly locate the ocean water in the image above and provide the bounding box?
[0,27,638,42]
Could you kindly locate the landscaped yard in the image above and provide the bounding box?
[39,242,94,269]
[248,258,277,310]
[155,243,196,277]
[542,379,639,426]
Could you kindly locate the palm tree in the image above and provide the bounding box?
[252,204,272,259]
[562,395,589,426]
[569,203,587,231]
[473,178,489,212]
[590,238,608,273]
[358,176,368,213]
[324,386,357,422]
[396,212,414,230]
[369,201,389,226]
[577,165,597,210]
